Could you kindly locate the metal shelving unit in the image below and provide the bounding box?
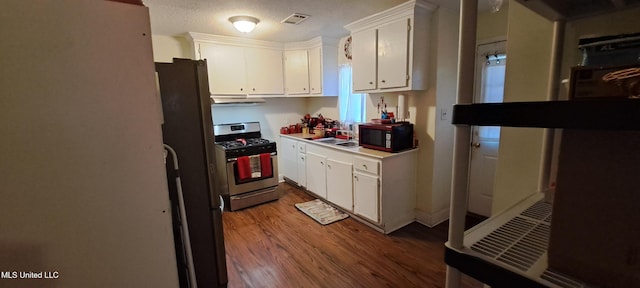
[445,1,640,287]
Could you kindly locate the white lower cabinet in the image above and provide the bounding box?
[326,159,353,211]
[305,152,327,199]
[297,152,306,188]
[279,134,417,233]
[280,137,306,187]
[280,137,298,183]
[353,171,379,223]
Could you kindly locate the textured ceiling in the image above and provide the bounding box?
[143,0,495,42]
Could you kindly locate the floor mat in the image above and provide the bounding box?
[295,199,349,225]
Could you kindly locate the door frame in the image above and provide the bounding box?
[467,38,507,217]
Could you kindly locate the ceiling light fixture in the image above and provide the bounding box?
[229,16,259,33]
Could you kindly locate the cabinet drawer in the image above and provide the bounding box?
[297,141,306,153]
[353,156,379,175]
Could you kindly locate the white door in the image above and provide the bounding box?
[468,41,506,217]
[198,43,247,95]
[280,137,298,183]
[245,47,284,95]
[377,18,410,89]
[305,152,327,198]
[297,152,306,188]
[353,171,379,223]
[308,46,322,94]
[351,29,377,91]
[284,49,310,94]
[326,159,353,211]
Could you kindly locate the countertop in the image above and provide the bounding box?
[280,133,418,159]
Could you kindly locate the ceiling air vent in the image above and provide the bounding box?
[281,13,310,25]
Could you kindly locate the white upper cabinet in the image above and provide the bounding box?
[308,46,323,94]
[199,43,247,95]
[377,18,410,89]
[188,33,337,98]
[345,0,435,93]
[188,33,284,96]
[284,37,339,97]
[245,47,284,95]
[351,29,378,91]
[284,49,310,95]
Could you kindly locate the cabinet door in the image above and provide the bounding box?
[308,46,322,94]
[284,50,310,95]
[297,152,306,188]
[198,43,247,95]
[377,18,410,89]
[280,137,298,183]
[353,171,379,223]
[326,159,353,211]
[246,47,284,95]
[351,29,377,91]
[305,152,327,198]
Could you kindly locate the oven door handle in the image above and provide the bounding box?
[226,152,277,162]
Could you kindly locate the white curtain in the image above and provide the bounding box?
[338,64,365,124]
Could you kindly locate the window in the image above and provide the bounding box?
[478,53,506,139]
[338,64,366,124]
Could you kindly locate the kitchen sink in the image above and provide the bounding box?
[313,137,359,148]
[335,141,358,147]
[313,137,341,144]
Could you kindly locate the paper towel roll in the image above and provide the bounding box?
[397,94,406,120]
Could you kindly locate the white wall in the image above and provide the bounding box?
[151,34,192,62]
[476,3,509,42]
[428,7,460,225]
[491,1,554,214]
[211,100,306,143]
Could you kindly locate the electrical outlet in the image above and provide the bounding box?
[440,108,448,120]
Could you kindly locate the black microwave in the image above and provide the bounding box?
[358,122,414,152]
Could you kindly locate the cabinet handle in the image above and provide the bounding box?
[327,164,332,169]
[354,175,358,180]
[369,81,373,85]
[320,161,324,166]
[362,164,367,169]
[240,88,244,91]
[252,88,256,91]
[381,80,386,83]
[303,88,307,90]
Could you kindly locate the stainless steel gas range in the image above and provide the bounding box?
[213,122,279,211]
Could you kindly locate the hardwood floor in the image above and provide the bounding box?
[222,182,483,288]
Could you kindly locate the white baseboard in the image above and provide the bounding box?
[415,207,450,228]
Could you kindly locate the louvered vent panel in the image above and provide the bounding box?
[470,201,552,272]
[541,269,587,288]
[521,200,553,220]
[281,13,310,25]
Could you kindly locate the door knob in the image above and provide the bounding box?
[472,142,481,148]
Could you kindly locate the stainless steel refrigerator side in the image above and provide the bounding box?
[156,59,228,288]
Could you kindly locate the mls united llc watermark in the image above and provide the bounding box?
[1,271,59,279]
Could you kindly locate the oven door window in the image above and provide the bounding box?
[233,156,274,184]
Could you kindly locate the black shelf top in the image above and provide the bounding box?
[452,99,640,130]
[445,246,548,288]
[514,0,640,21]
